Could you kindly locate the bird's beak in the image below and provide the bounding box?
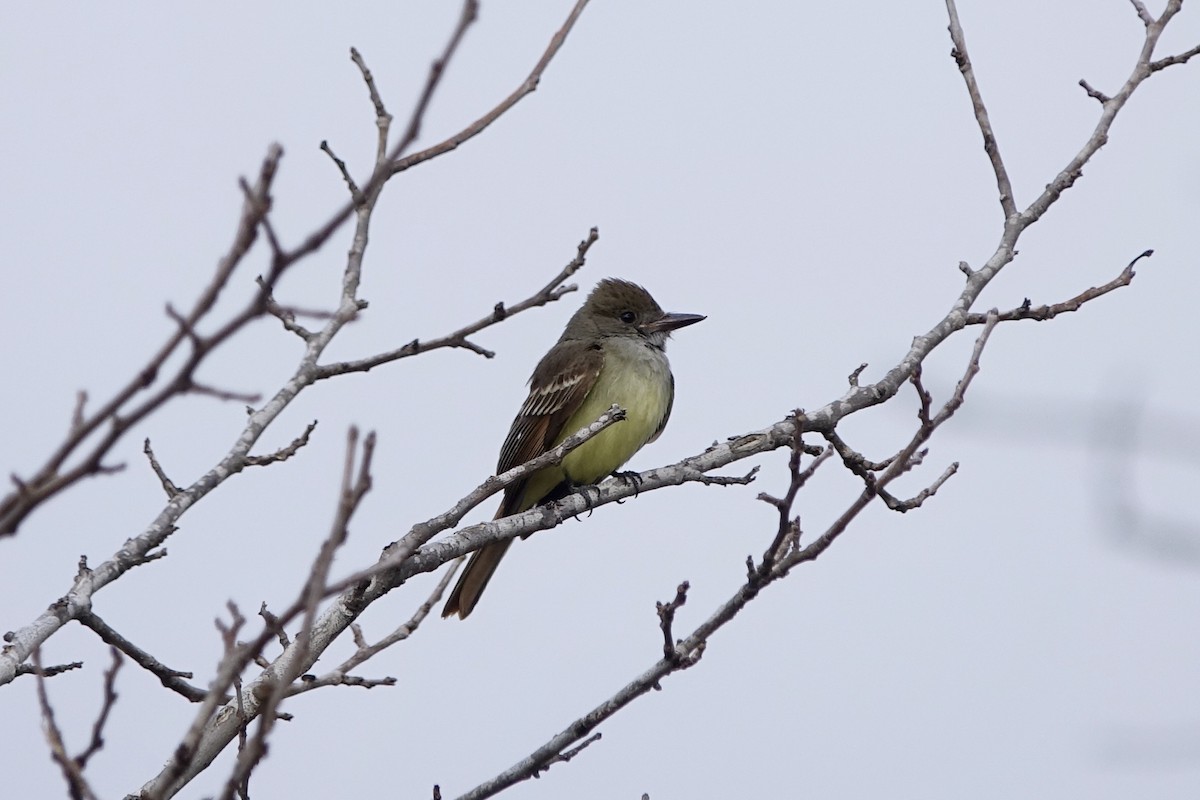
[641,311,706,334]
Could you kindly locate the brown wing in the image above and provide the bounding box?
[495,340,604,516]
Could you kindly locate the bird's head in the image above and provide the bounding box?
[565,278,705,349]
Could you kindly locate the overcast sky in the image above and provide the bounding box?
[3,1,1199,798]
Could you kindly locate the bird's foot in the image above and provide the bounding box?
[568,481,601,519]
[612,470,643,501]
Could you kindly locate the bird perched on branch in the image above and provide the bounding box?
[442,278,704,619]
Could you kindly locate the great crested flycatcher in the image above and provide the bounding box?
[442,278,704,619]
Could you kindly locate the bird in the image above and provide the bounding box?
[441,278,704,619]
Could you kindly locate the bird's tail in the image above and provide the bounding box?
[441,537,513,619]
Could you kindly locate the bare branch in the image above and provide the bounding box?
[215,428,376,800]
[391,0,592,176]
[350,46,392,165]
[365,405,627,586]
[0,253,602,701]
[3,0,597,697]
[847,363,868,387]
[252,1,488,288]
[258,275,319,340]
[77,611,207,702]
[74,648,123,770]
[0,144,285,536]
[1078,78,1111,104]
[656,581,690,663]
[320,139,362,201]
[933,311,1000,427]
[316,227,597,378]
[165,303,203,351]
[756,414,824,570]
[1149,42,1200,72]
[965,250,1149,324]
[350,46,390,122]
[143,438,181,498]
[826,313,996,514]
[188,382,262,404]
[823,430,896,475]
[1017,5,1185,229]
[290,562,455,695]
[259,603,291,650]
[452,625,696,800]
[946,0,1018,220]
[887,462,960,512]
[694,466,760,487]
[244,421,319,467]
[238,176,283,260]
[536,733,603,776]
[911,366,934,427]
[132,406,625,798]
[387,0,478,170]
[1129,0,1154,26]
[32,650,101,800]
[69,391,88,435]
[0,0,574,539]
[14,660,83,678]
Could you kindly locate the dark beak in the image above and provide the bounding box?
[641,311,706,334]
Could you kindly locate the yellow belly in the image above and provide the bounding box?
[518,345,671,509]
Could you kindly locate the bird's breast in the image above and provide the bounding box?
[558,342,672,484]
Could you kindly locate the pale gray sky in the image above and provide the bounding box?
[2,1,1199,798]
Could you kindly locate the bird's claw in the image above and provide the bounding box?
[612,470,643,500]
[569,482,600,519]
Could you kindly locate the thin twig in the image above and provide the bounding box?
[656,582,690,663]
[946,0,1018,220]
[886,462,960,512]
[534,733,602,776]
[290,564,456,695]
[0,145,285,535]
[1149,42,1200,72]
[238,176,282,259]
[70,391,88,434]
[258,275,318,340]
[694,466,760,487]
[32,650,101,800]
[15,660,83,678]
[244,421,319,467]
[74,648,123,770]
[216,428,376,800]
[825,315,998,514]
[320,140,362,201]
[188,382,262,404]
[1129,0,1154,26]
[964,250,1150,324]
[77,611,206,702]
[755,413,820,571]
[350,47,392,165]
[1078,78,1111,104]
[143,439,181,498]
[391,0,592,176]
[259,603,291,650]
[316,227,597,378]
[3,0,597,708]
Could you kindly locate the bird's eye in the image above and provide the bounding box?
[620,310,636,324]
